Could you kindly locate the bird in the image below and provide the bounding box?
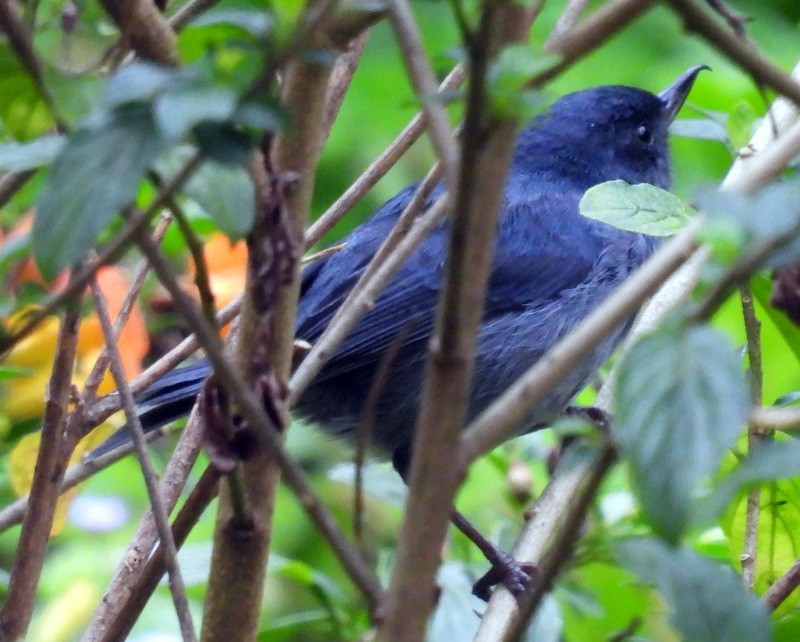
[95,65,706,596]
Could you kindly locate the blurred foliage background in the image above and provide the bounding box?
[0,0,800,640]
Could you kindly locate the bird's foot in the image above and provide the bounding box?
[472,552,536,601]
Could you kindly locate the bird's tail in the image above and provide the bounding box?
[89,360,213,458]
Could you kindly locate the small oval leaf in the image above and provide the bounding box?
[580,180,694,236]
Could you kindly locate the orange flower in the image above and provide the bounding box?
[2,266,148,422]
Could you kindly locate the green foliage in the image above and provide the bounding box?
[614,321,749,542]
[618,537,773,642]
[0,135,65,172]
[486,44,553,120]
[34,103,170,278]
[580,180,696,236]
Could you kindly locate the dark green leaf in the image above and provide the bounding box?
[234,102,286,131]
[155,85,238,140]
[34,104,170,278]
[0,135,65,172]
[580,180,695,236]
[614,323,749,541]
[193,122,253,166]
[184,160,255,238]
[617,538,772,642]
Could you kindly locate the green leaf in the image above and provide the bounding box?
[104,62,177,108]
[0,365,33,380]
[580,180,695,236]
[617,538,772,642]
[614,323,749,541]
[700,438,800,521]
[727,100,758,150]
[0,135,65,172]
[33,103,170,278]
[487,44,553,120]
[154,85,238,140]
[184,160,255,238]
[669,117,729,142]
[190,9,274,38]
[719,457,800,613]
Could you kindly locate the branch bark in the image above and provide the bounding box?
[375,2,540,640]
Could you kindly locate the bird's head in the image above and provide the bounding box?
[516,66,708,190]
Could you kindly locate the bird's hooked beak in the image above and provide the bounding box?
[659,65,710,122]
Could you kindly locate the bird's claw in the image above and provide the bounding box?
[472,552,536,601]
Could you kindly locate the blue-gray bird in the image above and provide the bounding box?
[96,66,706,595]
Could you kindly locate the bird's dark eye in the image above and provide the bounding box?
[637,124,653,144]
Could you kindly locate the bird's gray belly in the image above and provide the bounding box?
[294,278,632,457]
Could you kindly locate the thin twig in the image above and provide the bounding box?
[763,554,800,610]
[0,168,36,210]
[0,302,82,639]
[740,282,763,589]
[387,0,460,191]
[168,0,222,31]
[83,407,204,642]
[376,2,539,639]
[666,0,800,109]
[90,279,197,642]
[323,31,370,138]
[704,0,750,37]
[306,64,466,247]
[544,0,590,48]
[82,216,172,402]
[93,467,221,642]
[290,162,443,400]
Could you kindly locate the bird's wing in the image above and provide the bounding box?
[302,190,602,381]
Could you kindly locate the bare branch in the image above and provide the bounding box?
[376,2,539,639]
[0,304,82,639]
[98,0,180,66]
[90,280,197,642]
[387,0,460,190]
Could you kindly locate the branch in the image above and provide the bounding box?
[98,0,180,66]
[666,0,800,110]
[83,407,205,641]
[459,221,700,465]
[0,302,82,639]
[387,0,460,190]
[306,64,466,247]
[375,2,539,640]
[475,443,616,641]
[92,467,221,642]
[739,283,763,589]
[90,280,197,642]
